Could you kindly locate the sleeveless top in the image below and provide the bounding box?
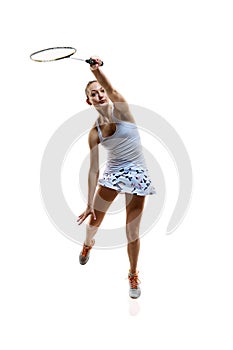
[95,114,147,172]
[95,113,156,195]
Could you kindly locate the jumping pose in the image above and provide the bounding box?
[77,57,156,298]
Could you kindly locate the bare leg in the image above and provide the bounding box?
[125,194,145,273]
[85,186,118,246]
[127,239,140,274]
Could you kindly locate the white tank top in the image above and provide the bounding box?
[95,114,147,172]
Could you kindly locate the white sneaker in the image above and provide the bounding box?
[79,240,95,265]
[128,271,141,299]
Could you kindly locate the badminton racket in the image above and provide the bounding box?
[30,46,103,66]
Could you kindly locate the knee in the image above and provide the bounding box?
[88,209,105,227]
[88,218,101,228]
[126,224,140,243]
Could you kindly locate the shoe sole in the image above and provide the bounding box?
[129,290,141,299]
[79,256,90,265]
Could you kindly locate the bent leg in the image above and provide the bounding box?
[85,185,118,246]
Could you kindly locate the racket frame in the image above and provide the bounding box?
[30,46,103,66]
[30,46,77,62]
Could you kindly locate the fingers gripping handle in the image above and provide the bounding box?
[85,58,104,66]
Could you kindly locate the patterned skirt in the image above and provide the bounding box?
[98,164,156,196]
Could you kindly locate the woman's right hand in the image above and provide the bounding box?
[77,206,96,225]
[89,56,103,71]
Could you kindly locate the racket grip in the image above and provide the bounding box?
[86,58,104,66]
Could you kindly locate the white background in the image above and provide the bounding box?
[1,0,233,349]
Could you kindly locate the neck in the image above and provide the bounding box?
[97,104,113,124]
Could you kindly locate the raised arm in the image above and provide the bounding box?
[89,57,135,123]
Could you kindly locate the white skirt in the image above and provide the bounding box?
[98,164,156,196]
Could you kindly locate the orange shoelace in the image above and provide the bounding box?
[81,244,92,257]
[128,273,141,289]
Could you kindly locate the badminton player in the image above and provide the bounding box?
[77,57,156,299]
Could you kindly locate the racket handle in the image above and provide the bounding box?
[86,58,104,66]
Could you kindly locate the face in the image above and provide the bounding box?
[86,82,109,107]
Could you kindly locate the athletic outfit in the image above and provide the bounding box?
[96,113,156,196]
[79,112,155,299]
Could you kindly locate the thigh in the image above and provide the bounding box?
[89,185,118,226]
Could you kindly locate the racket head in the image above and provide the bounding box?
[30,46,76,62]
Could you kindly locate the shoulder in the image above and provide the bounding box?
[113,104,136,124]
[88,123,100,148]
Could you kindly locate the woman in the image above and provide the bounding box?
[77,57,156,299]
